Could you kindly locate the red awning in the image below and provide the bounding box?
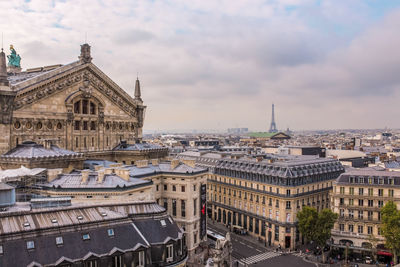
[377,251,393,257]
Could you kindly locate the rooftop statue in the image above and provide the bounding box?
[7,45,21,68]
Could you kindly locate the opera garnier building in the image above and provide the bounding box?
[0,45,196,266]
[0,44,167,161]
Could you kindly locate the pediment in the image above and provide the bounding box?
[12,62,144,118]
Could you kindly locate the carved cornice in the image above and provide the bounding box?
[12,63,145,119]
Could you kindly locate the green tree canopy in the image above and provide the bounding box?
[297,207,338,246]
[297,206,318,242]
[297,207,338,263]
[381,201,400,264]
[314,209,338,247]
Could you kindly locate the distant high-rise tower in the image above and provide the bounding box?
[269,103,277,133]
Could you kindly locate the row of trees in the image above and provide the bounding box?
[297,202,400,264]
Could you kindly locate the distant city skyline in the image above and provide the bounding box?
[1,1,400,131]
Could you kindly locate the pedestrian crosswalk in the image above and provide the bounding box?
[240,251,280,265]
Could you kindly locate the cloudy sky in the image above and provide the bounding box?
[1,0,400,132]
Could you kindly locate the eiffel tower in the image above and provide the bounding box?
[269,103,277,133]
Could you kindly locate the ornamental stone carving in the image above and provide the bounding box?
[79,43,92,64]
[0,91,16,124]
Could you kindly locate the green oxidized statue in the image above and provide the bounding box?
[7,45,21,68]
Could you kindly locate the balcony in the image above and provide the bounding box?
[331,229,369,239]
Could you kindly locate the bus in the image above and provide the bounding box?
[207,229,225,244]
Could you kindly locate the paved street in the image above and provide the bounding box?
[208,222,315,267]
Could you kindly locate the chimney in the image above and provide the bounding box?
[94,165,103,171]
[109,163,123,168]
[81,170,90,184]
[44,139,52,150]
[134,77,142,101]
[97,170,105,184]
[256,156,263,162]
[105,168,114,175]
[171,159,180,170]
[0,48,9,88]
[135,160,148,168]
[116,168,130,181]
[182,159,196,168]
[47,168,63,182]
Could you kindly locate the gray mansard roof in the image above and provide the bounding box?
[1,141,80,159]
[0,202,178,267]
[112,142,167,151]
[336,169,400,186]
[127,162,207,178]
[215,157,344,178]
[39,171,152,190]
[85,160,208,178]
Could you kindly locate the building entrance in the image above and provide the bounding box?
[285,236,291,248]
[268,231,272,246]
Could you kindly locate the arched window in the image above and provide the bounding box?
[73,99,97,115]
[90,121,96,131]
[90,102,96,115]
[74,101,81,113]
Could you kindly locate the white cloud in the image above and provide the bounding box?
[1,0,399,131]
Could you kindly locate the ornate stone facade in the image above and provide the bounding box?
[0,44,146,155]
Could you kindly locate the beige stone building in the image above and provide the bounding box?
[146,159,208,258]
[331,169,400,256]
[0,44,152,156]
[180,152,345,250]
[29,158,208,261]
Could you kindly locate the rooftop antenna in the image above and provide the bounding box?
[1,32,3,52]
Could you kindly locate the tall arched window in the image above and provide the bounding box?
[74,100,98,115]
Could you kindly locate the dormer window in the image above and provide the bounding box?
[55,236,63,245]
[166,244,173,262]
[26,241,35,250]
[107,229,114,237]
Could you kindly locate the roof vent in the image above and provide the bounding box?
[160,219,166,227]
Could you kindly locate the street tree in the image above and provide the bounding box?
[297,207,338,263]
[381,201,400,264]
[314,209,338,263]
[297,206,318,243]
